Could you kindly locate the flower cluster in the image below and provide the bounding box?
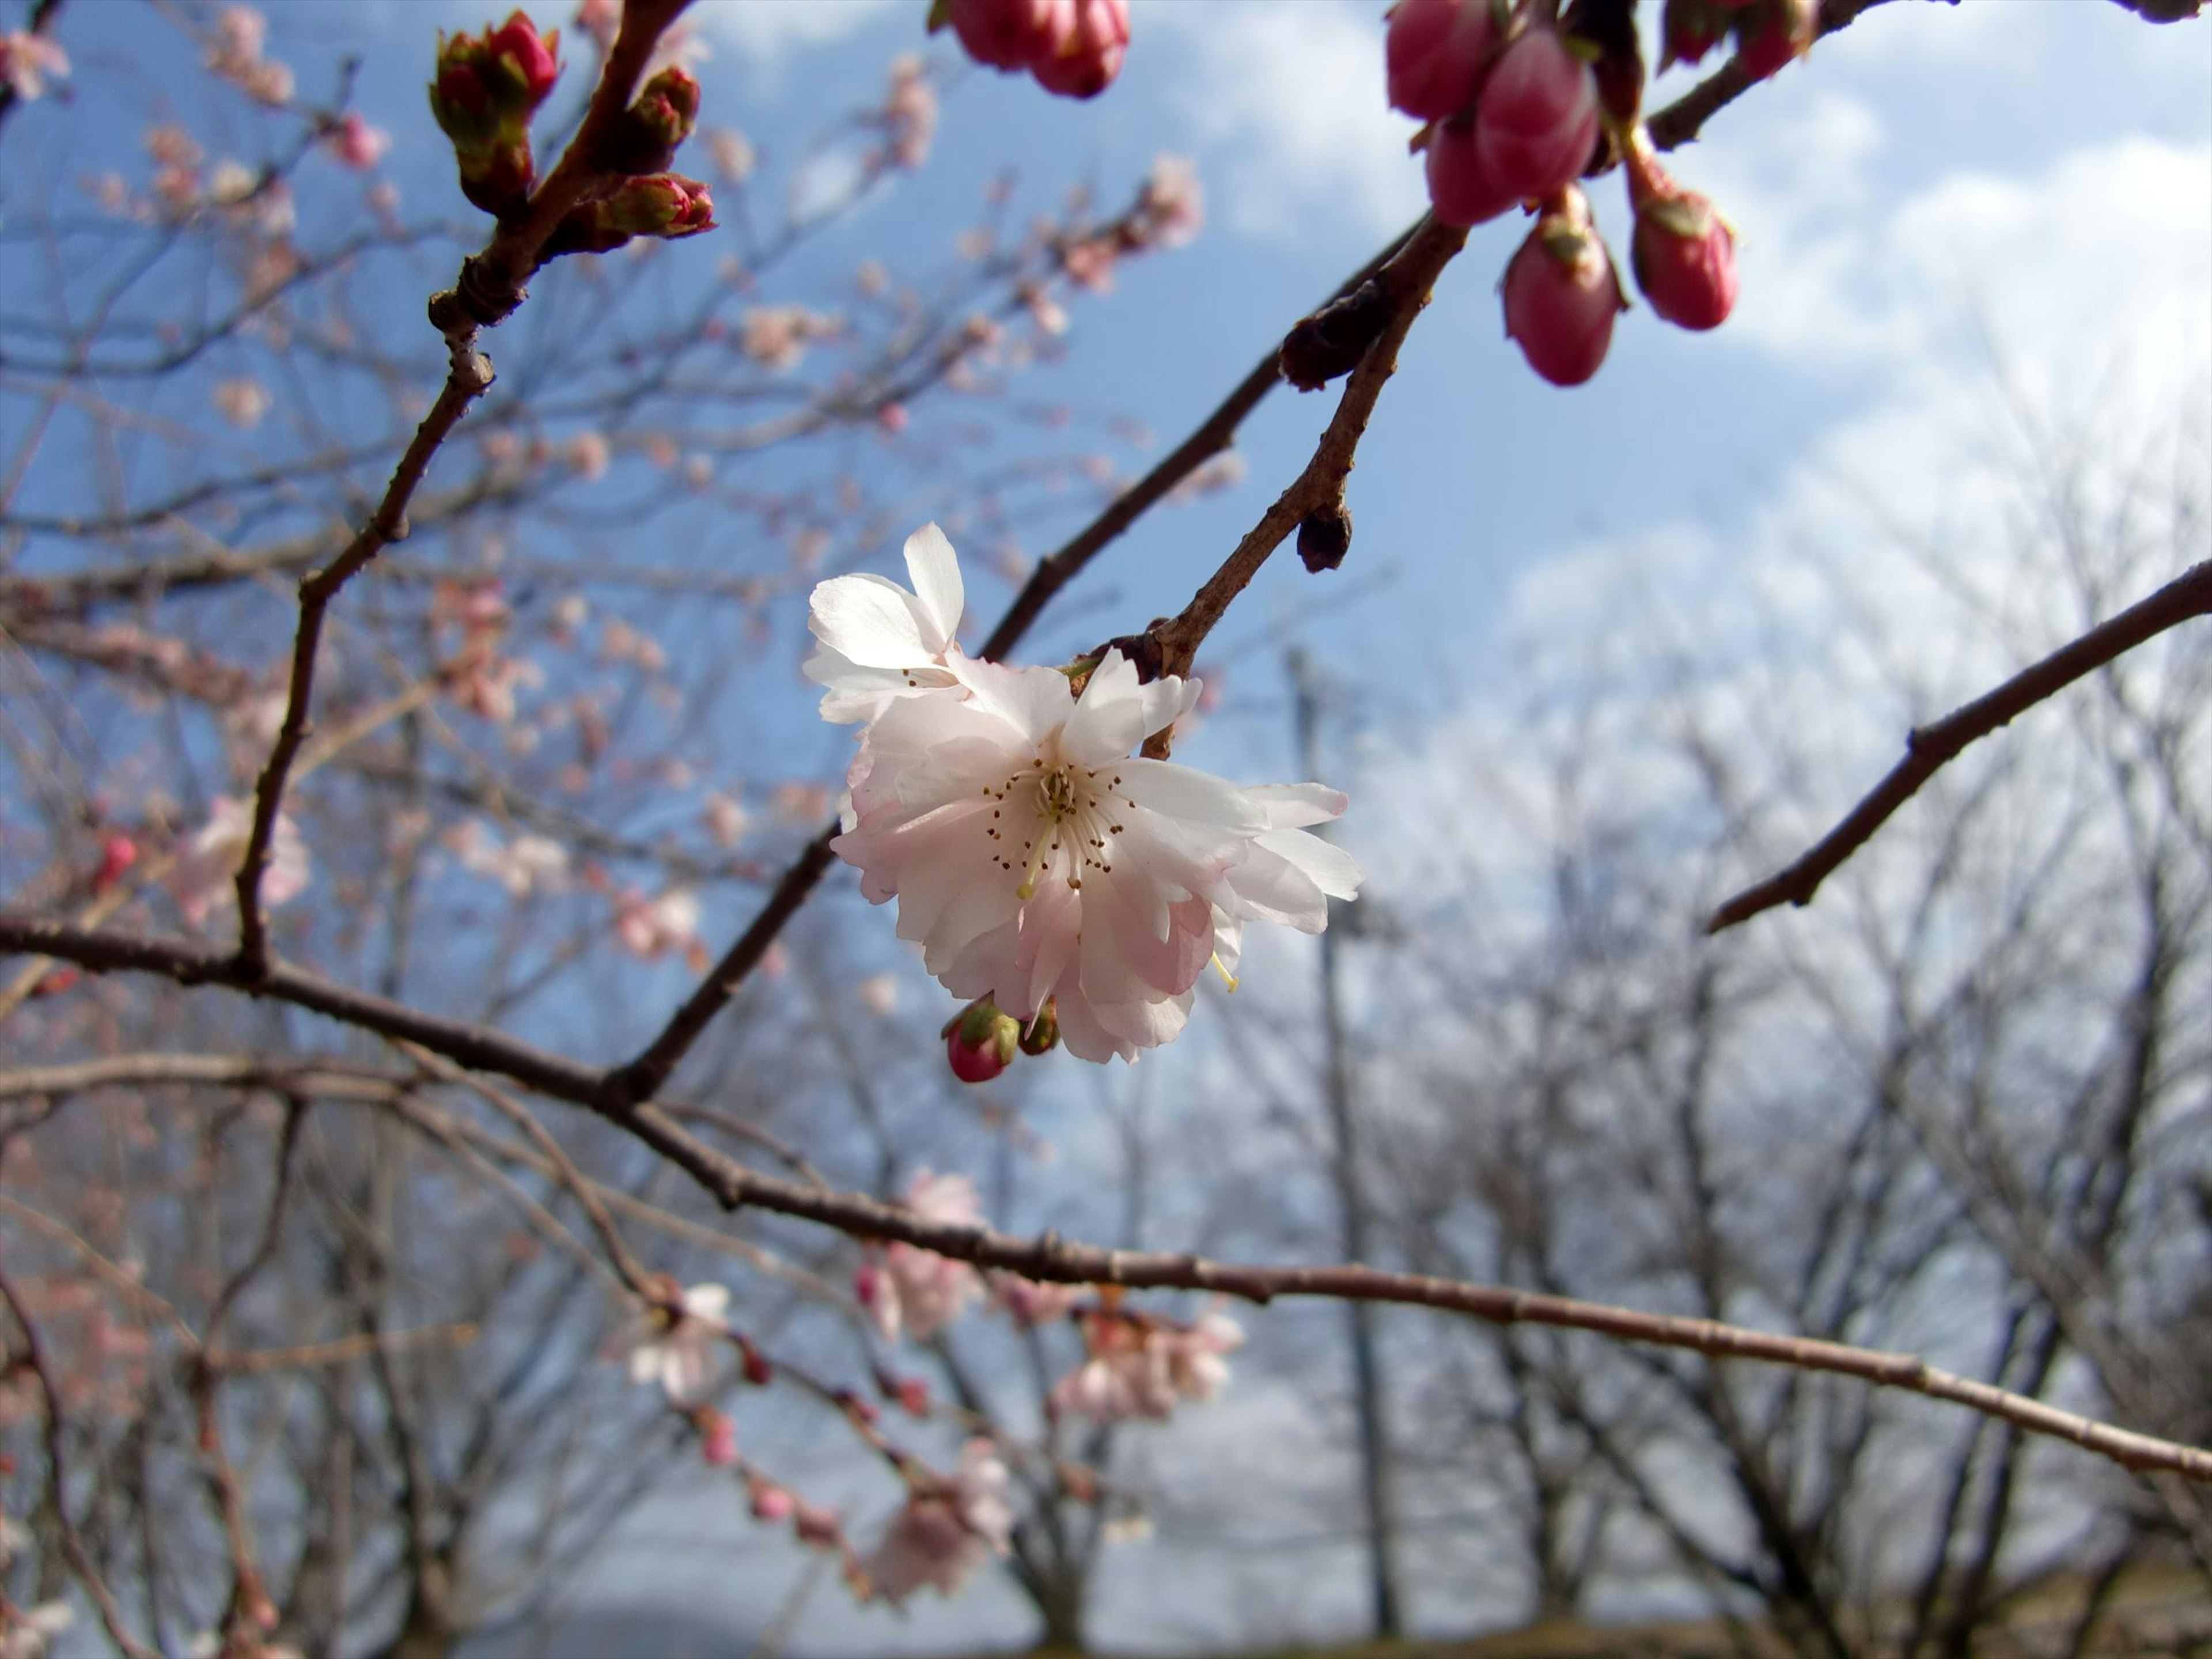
[1384,0,1745,387]
[855,1171,986,1342]
[0,28,67,103]
[170,796,310,931]
[428,10,562,215]
[1050,1306,1244,1422]
[807,526,1361,1066]
[863,1440,1015,1603]
[939,0,1131,100]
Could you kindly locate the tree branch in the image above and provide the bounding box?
[1707,559,2212,932]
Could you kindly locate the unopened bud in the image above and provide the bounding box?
[1385,0,1499,123]
[603,65,702,175]
[737,1336,772,1387]
[482,10,561,106]
[1501,186,1626,386]
[92,833,139,893]
[1280,278,1392,390]
[694,1406,739,1466]
[749,1476,794,1521]
[1472,25,1600,205]
[1029,0,1129,99]
[1297,499,1353,573]
[544,174,715,257]
[1731,0,1815,81]
[1018,997,1060,1055]
[944,998,1019,1083]
[1631,186,1737,332]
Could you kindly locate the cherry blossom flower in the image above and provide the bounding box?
[881,54,938,169]
[828,619,1359,1061]
[1049,1309,1244,1422]
[994,1272,1082,1327]
[1133,154,1203,249]
[171,796,309,928]
[804,522,967,724]
[623,1282,729,1402]
[212,378,270,430]
[704,126,755,183]
[563,430,611,480]
[573,0,619,52]
[1,1603,73,1659]
[613,887,702,963]
[855,1171,984,1343]
[0,30,69,101]
[865,1440,1014,1604]
[323,112,389,171]
[857,973,900,1016]
[446,820,569,897]
[703,791,750,849]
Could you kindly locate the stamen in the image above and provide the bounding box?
[1210,953,1239,993]
[1015,825,1053,899]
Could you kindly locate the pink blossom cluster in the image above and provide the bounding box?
[205,5,294,105]
[738,305,843,374]
[855,1171,986,1342]
[863,1440,1015,1603]
[1049,1306,1244,1422]
[941,0,1130,100]
[879,54,939,169]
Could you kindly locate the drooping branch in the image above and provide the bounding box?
[1707,559,2212,932]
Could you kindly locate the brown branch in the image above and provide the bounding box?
[1707,559,2212,932]
[1147,215,1467,703]
[1646,0,1899,152]
[2,929,2206,1480]
[209,1324,479,1377]
[229,0,696,973]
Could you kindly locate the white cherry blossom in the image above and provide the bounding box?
[623,1282,729,1403]
[171,795,309,929]
[803,522,967,724]
[831,644,1357,1062]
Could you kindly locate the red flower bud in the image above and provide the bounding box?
[1631,187,1738,331]
[893,1374,931,1415]
[1423,118,1520,228]
[93,833,139,894]
[1659,0,1726,69]
[1500,188,1625,387]
[1473,26,1599,203]
[1030,0,1128,99]
[1017,997,1060,1056]
[484,10,561,105]
[946,0,1074,71]
[1732,0,1815,81]
[1385,0,1499,122]
[944,997,1019,1082]
[738,1337,772,1387]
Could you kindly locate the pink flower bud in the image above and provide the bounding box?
[1030,0,1128,100]
[1500,191,1625,387]
[484,10,560,105]
[1631,188,1738,331]
[325,112,391,171]
[1423,119,1520,228]
[892,1374,931,1415]
[1732,0,1815,81]
[945,0,1073,71]
[749,1478,794,1522]
[1385,0,1498,122]
[1472,26,1599,204]
[696,1407,738,1466]
[93,834,139,894]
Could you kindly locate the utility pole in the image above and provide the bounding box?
[1288,646,1404,1638]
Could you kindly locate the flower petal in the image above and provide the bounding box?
[902,522,964,652]
[808,572,933,669]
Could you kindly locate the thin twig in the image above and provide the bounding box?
[1707,559,2212,932]
[0,1263,163,1659]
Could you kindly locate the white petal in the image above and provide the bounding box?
[1256,825,1362,901]
[1116,758,1268,830]
[1244,782,1349,830]
[808,572,933,669]
[902,522,964,652]
[1060,650,1147,766]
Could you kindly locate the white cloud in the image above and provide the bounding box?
[1148,0,1426,243]
[1700,128,2212,385]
